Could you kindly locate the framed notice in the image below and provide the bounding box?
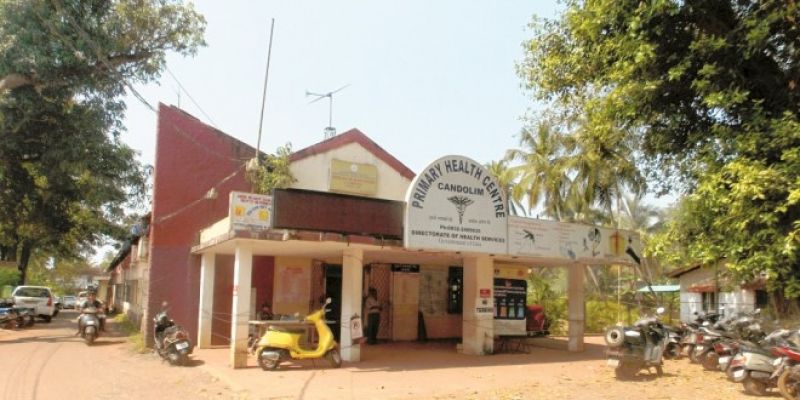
[230,191,272,231]
[329,159,378,196]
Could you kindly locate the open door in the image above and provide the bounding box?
[324,264,342,342]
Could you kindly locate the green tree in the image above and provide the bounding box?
[520,1,800,306]
[505,118,572,220]
[246,143,297,194]
[0,0,206,284]
[485,159,526,216]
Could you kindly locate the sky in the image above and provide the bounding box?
[122,0,562,176]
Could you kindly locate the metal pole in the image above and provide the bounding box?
[328,95,333,127]
[256,18,275,160]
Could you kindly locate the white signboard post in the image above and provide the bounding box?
[229,191,272,231]
[404,155,508,254]
[507,216,643,266]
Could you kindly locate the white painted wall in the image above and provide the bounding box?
[679,292,702,323]
[677,264,756,322]
[289,142,412,201]
[719,290,756,316]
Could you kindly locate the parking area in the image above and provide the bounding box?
[0,316,772,400]
[194,336,766,400]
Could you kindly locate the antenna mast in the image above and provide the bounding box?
[254,18,276,164]
[306,84,350,139]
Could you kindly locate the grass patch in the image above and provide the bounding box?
[113,313,149,354]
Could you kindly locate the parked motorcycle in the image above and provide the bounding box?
[663,325,683,360]
[730,328,792,396]
[682,311,720,361]
[153,302,192,366]
[0,300,19,330]
[77,307,103,345]
[15,306,36,328]
[252,297,341,371]
[768,330,800,399]
[604,307,668,379]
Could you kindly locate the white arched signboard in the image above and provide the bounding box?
[404,155,508,253]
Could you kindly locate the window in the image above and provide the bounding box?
[702,291,717,312]
[125,280,139,306]
[755,290,769,308]
[13,287,51,298]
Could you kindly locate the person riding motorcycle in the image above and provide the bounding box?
[76,290,105,334]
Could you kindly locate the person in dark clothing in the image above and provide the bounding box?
[76,290,105,333]
[365,287,381,345]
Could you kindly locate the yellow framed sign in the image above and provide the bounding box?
[329,159,378,196]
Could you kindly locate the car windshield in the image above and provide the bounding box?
[15,288,50,297]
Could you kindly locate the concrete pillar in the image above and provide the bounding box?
[567,264,585,352]
[230,244,253,368]
[340,248,363,362]
[198,252,216,349]
[462,255,494,355]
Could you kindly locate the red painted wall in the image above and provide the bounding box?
[252,256,275,309]
[147,104,255,345]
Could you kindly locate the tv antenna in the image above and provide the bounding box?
[306,84,350,139]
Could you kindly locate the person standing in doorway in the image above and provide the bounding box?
[365,287,381,345]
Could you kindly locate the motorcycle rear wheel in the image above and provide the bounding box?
[688,346,699,363]
[702,352,720,371]
[778,369,800,399]
[663,343,680,360]
[325,348,342,368]
[168,352,187,366]
[743,378,768,396]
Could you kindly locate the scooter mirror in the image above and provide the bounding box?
[325,297,332,305]
[656,307,665,315]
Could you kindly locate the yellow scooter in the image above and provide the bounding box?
[252,298,342,370]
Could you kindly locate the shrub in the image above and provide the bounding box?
[114,313,148,354]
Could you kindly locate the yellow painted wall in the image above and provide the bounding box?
[289,142,411,201]
[272,257,312,316]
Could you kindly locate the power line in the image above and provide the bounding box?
[165,67,219,129]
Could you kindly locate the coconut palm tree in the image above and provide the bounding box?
[505,119,571,220]
[485,159,526,216]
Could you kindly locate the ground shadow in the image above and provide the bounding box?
[183,358,206,367]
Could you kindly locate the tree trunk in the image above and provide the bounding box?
[17,243,32,285]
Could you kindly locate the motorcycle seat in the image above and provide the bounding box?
[741,345,772,356]
[267,326,306,334]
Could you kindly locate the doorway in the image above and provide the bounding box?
[324,264,342,341]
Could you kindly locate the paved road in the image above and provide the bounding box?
[0,310,238,400]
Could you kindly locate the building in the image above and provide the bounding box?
[111,104,644,368]
[666,261,768,322]
[106,215,151,327]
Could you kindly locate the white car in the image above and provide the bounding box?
[61,296,77,309]
[11,286,57,322]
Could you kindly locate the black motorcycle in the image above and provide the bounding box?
[605,307,668,379]
[153,302,192,366]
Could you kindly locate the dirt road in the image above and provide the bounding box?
[0,310,240,400]
[0,314,780,399]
